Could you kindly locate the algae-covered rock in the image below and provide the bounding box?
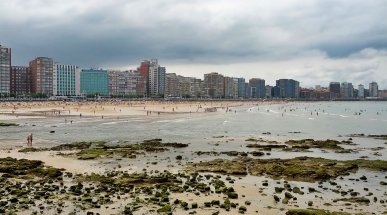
[0,122,19,126]
[239,205,247,213]
[187,156,387,182]
[77,148,113,160]
[346,159,387,171]
[275,187,285,193]
[285,139,346,150]
[292,187,304,195]
[286,208,351,215]
[186,158,248,175]
[0,157,63,179]
[246,144,287,150]
[51,141,96,151]
[227,192,238,199]
[191,202,198,209]
[334,197,370,204]
[250,151,265,156]
[48,139,188,160]
[18,147,46,153]
[285,192,293,199]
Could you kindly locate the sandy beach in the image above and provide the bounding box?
[0,100,267,119]
[0,100,386,215]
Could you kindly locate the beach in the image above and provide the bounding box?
[0,100,386,214]
[0,100,257,118]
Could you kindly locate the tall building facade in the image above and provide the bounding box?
[135,74,147,97]
[340,82,353,98]
[245,83,251,98]
[30,57,54,96]
[165,73,179,97]
[0,45,11,94]
[53,63,79,96]
[108,70,144,97]
[204,72,224,98]
[80,69,108,96]
[138,60,150,95]
[146,59,166,97]
[329,82,341,99]
[10,66,32,95]
[108,70,124,96]
[358,84,364,99]
[157,66,166,96]
[224,77,237,98]
[275,79,299,98]
[249,78,266,98]
[265,85,273,98]
[369,81,378,97]
[148,59,159,96]
[237,78,245,98]
[178,76,203,98]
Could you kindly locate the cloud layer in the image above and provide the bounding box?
[1,0,386,88]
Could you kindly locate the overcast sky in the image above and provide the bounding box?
[1,0,386,88]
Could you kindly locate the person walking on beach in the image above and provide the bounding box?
[26,133,33,147]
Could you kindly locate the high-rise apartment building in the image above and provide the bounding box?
[138,60,150,95]
[148,59,159,96]
[80,69,108,96]
[165,73,179,97]
[358,84,364,99]
[329,82,341,99]
[265,85,273,98]
[0,45,11,94]
[369,81,378,97]
[340,82,353,98]
[236,78,245,98]
[53,63,79,96]
[177,76,203,98]
[224,77,237,98]
[30,57,54,96]
[135,74,147,97]
[10,66,32,95]
[204,72,224,98]
[157,66,166,96]
[108,70,144,97]
[178,76,191,98]
[249,78,266,98]
[146,59,166,97]
[245,83,251,98]
[275,79,299,98]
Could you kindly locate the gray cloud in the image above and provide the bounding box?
[0,0,386,88]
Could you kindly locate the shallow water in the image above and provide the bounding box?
[1,101,386,214]
[2,101,386,158]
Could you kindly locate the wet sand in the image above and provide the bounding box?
[0,101,386,214]
[0,100,267,119]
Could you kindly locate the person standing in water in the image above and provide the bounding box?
[26,133,33,147]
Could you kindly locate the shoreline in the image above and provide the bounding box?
[0,101,386,214]
[0,100,289,122]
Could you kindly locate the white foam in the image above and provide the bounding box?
[102,122,119,125]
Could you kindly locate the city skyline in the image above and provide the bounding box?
[3,54,386,99]
[3,48,386,91]
[1,0,387,88]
